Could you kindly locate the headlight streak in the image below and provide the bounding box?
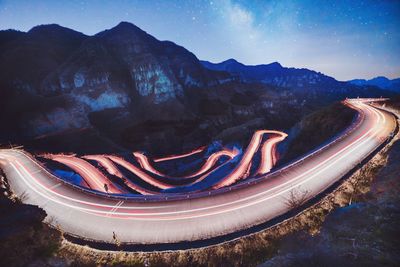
[45,132,285,193]
[153,146,206,162]
[5,102,384,221]
[0,100,390,221]
[45,154,125,194]
[0,96,393,262]
[132,148,238,179]
[82,155,156,195]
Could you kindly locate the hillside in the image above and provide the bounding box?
[0,22,393,155]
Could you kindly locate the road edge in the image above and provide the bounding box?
[57,105,400,252]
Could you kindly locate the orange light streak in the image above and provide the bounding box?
[153,146,206,162]
[47,154,124,194]
[82,155,156,195]
[213,130,287,189]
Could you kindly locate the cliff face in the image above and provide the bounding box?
[0,25,88,138]
[0,22,232,139]
[42,22,220,103]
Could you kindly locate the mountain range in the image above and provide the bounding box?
[201,59,336,89]
[0,22,395,154]
[201,58,400,93]
[348,76,400,93]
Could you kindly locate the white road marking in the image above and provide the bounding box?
[4,102,388,220]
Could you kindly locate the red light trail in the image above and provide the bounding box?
[0,99,395,244]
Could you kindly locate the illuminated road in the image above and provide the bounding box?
[256,132,288,175]
[44,154,126,194]
[132,148,238,179]
[153,146,206,162]
[82,155,157,195]
[0,99,396,245]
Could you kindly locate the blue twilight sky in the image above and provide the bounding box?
[0,0,399,80]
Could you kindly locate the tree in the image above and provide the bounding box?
[284,187,310,209]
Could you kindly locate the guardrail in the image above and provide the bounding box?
[60,107,400,252]
[7,99,386,203]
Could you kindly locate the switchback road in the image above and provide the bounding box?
[0,99,396,245]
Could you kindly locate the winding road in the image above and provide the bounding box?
[0,99,396,245]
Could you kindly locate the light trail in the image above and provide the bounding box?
[133,152,165,176]
[0,99,396,244]
[153,146,206,162]
[42,130,287,193]
[107,155,173,190]
[4,101,386,220]
[82,155,156,195]
[255,132,288,175]
[0,98,394,244]
[14,100,384,219]
[1,152,172,210]
[45,154,125,194]
[133,148,238,179]
[212,130,287,189]
[83,155,123,177]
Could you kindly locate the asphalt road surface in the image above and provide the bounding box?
[0,99,396,244]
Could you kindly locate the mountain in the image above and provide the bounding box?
[0,22,232,141]
[0,22,393,155]
[348,76,400,93]
[0,29,25,49]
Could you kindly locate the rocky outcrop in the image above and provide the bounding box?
[0,22,232,140]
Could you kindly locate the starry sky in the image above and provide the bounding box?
[0,0,399,80]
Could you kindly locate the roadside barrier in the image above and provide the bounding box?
[7,100,391,203]
[61,104,400,251]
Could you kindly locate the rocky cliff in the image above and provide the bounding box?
[0,22,232,141]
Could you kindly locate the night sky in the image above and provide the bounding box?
[1,0,399,80]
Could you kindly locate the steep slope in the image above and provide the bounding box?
[0,24,88,139]
[0,22,232,142]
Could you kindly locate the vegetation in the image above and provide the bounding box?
[262,131,400,266]
[285,188,310,209]
[56,106,398,267]
[385,95,400,110]
[282,101,357,163]
[0,170,62,267]
[0,101,397,267]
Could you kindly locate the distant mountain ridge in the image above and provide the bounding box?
[200,59,339,89]
[201,59,400,94]
[348,76,400,92]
